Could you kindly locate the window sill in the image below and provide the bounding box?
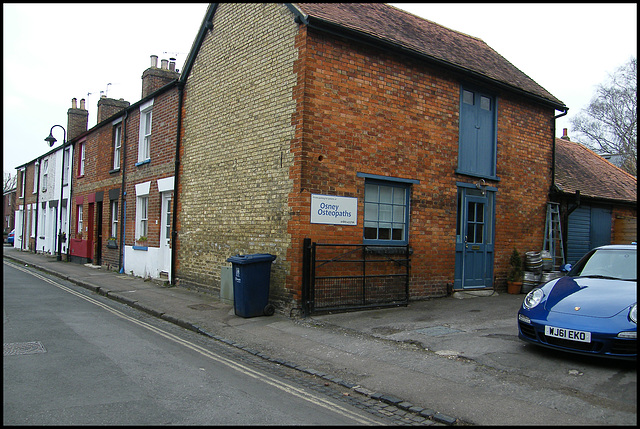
[363,245,412,255]
[109,168,121,174]
[454,169,500,182]
[132,245,148,251]
[135,159,151,167]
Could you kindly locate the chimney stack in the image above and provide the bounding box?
[67,97,89,140]
[561,128,570,141]
[141,54,180,98]
[97,96,130,123]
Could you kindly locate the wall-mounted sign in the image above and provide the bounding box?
[311,194,357,225]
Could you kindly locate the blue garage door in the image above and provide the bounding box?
[567,205,611,264]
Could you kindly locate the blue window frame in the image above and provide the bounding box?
[363,181,410,245]
[457,87,497,179]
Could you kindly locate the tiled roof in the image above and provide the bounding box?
[555,137,637,203]
[294,3,565,108]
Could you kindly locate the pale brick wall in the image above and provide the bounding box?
[178,3,298,307]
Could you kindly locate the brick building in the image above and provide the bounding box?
[69,55,178,281]
[552,130,637,264]
[175,3,567,313]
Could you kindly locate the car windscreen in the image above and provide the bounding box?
[570,249,637,281]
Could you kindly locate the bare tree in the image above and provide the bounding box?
[570,57,637,176]
[3,171,17,193]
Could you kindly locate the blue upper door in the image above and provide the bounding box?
[458,88,497,179]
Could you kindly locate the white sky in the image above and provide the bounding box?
[3,3,637,175]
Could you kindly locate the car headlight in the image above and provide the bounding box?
[630,303,637,324]
[523,288,544,310]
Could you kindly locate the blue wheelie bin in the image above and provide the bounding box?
[226,254,277,317]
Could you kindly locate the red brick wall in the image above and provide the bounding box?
[286,29,556,299]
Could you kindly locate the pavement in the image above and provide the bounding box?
[3,245,532,426]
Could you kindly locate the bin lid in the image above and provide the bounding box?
[226,253,277,265]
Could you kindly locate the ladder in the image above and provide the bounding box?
[543,202,565,270]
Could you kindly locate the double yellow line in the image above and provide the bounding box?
[6,261,383,425]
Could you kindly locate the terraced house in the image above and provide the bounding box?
[67,56,179,280]
[174,3,567,314]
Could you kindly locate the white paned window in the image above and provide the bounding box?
[31,204,36,237]
[33,164,38,193]
[137,196,148,239]
[63,148,70,185]
[79,143,85,176]
[77,204,83,235]
[113,124,122,169]
[138,99,153,163]
[42,160,48,192]
[19,169,25,198]
[111,200,118,238]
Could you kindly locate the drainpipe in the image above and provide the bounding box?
[66,143,73,260]
[20,169,27,251]
[34,159,41,253]
[119,110,129,273]
[551,107,569,191]
[170,81,184,286]
[552,107,569,263]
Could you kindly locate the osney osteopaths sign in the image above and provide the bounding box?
[310,194,357,225]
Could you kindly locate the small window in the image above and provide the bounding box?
[111,200,118,238]
[63,148,70,185]
[42,159,48,192]
[77,204,83,235]
[113,124,122,170]
[33,165,38,193]
[138,100,153,163]
[165,195,172,241]
[78,143,85,176]
[363,181,409,245]
[463,90,474,105]
[137,196,148,239]
[19,169,25,198]
[480,96,491,111]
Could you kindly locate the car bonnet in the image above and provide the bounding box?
[544,276,637,317]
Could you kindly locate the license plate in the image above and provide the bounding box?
[545,325,591,343]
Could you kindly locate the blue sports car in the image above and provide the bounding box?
[518,244,637,360]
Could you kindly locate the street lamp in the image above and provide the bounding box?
[44,125,67,261]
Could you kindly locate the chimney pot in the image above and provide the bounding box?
[561,128,570,141]
[150,54,158,68]
[80,98,86,110]
[169,60,176,72]
[161,59,168,70]
[72,98,77,109]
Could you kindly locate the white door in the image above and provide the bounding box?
[160,192,173,278]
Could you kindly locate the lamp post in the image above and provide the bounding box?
[45,125,67,261]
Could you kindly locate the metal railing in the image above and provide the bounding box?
[302,239,410,315]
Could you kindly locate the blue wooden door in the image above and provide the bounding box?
[454,188,494,289]
[567,205,611,264]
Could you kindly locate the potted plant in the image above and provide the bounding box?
[507,248,523,294]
